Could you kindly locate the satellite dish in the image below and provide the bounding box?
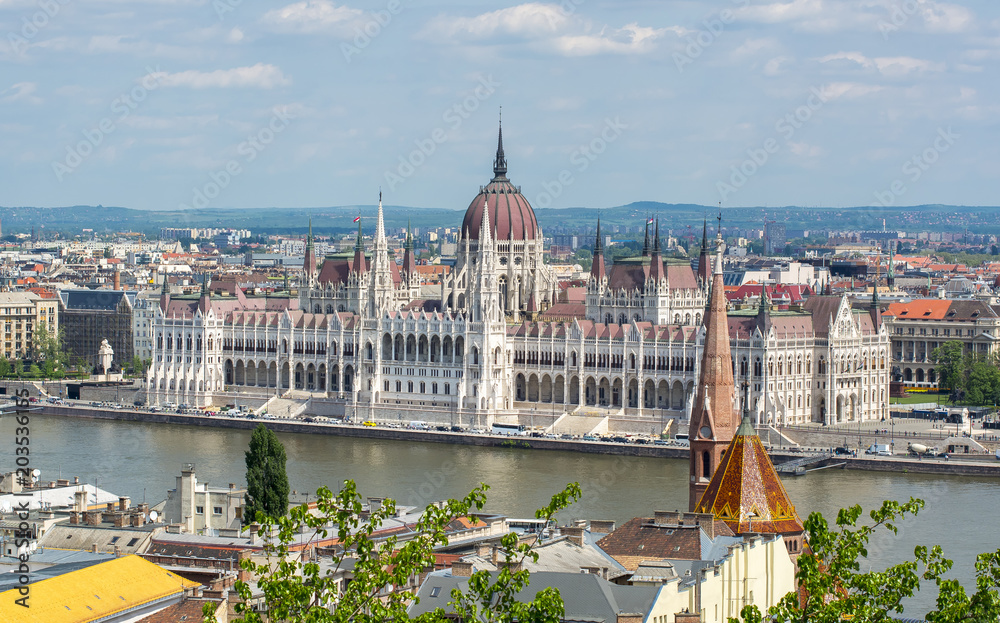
[149,510,159,522]
[32,469,41,478]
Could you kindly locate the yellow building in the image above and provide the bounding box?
[0,291,59,360]
[0,554,199,623]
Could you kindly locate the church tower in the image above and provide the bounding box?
[689,233,739,510]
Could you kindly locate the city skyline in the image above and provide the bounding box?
[1,0,997,212]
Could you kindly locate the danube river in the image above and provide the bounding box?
[5,413,996,615]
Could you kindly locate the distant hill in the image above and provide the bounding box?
[3,203,999,238]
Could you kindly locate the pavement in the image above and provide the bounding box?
[779,417,1000,455]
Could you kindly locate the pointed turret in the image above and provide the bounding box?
[756,282,772,335]
[642,219,650,256]
[871,281,883,331]
[402,220,417,281]
[159,273,170,311]
[590,219,607,283]
[887,240,896,289]
[689,236,737,511]
[693,380,804,553]
[493,110,507,180]
[198,273,211,315]
[649,217,665,283]
[304,218,317,284]
[352,217,367,275]
[697,218,712,287]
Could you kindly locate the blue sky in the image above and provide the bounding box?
[1,0,997,213]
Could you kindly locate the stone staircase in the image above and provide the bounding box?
[552,413,609,436]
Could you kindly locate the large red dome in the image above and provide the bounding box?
[461,122,539,242]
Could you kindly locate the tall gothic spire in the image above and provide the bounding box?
[642,218,650,256]
[352,215,367,275]
[689,237,738,510]
[697,218,712,287]
[650,217,665,283]
[493,109,507,179]
[591,219,606,283]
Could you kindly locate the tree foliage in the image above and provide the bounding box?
[205,480,581,623]
[733,498,1000,623]
[244,424,290,523]
[931,341,1000,406]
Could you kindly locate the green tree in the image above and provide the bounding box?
[733,498,1000,623]
[206,481,580,623]
[13,359,24,377]
[28,363,41,378]
[965,359,1000,406]
[932,341,968,402]
[244,424,290,523]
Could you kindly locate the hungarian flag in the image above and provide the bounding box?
[353,216,361,223]
[646,217,654,224]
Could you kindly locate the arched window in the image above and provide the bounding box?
[702,451,711,479]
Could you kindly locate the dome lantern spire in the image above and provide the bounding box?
[493,108,507,180]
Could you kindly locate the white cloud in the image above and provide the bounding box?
[227,28,245,44]
[818,52,945,76]
[423,3,570,40]
[261,0,366,35]
[763,56,793,75]
[550,24,672,56]
[148,64,291,89]
[420,3,675,56]
[816,82,883,100]
[735,0,974,34]
[1,82,41,104]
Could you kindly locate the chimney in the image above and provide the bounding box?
[452,561,474,577]
[137,503,149,515]
[114,544,121,558]
[616,615,643,623]
[562,526,585,547]
[590,520,616,534]
[684,512,716,539]
[475,542,492,558]
[118,496,130,512]
[674,612,701,623]
[74,490,88,513]
[91,543,99,553]
[70,511,80,525]
[106,502,116,513]
[114,269,121,290]
[229,483,236,490]
[653,510,681,526]
[114,514,126,528]
[74,477,79,484]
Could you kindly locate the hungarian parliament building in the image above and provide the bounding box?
[146,125,890,428]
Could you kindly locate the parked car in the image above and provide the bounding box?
[866,444,892,456]
[833,447,852,456]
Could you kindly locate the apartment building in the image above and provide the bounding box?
[0,291,59,360]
